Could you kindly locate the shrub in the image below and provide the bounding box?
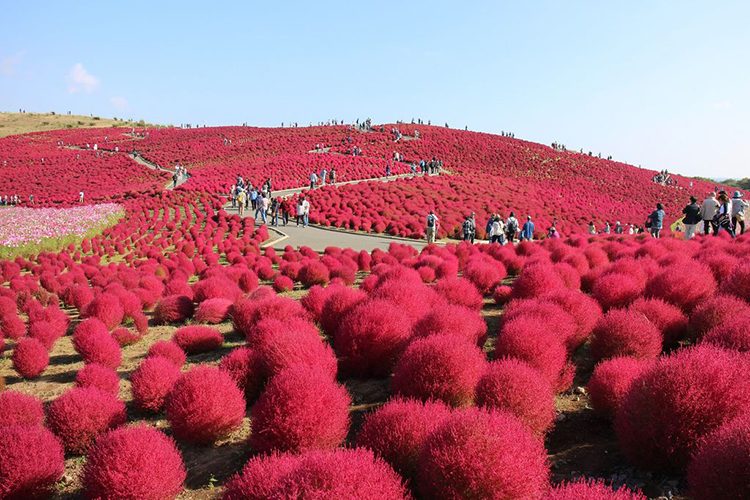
[83,425,186,500]
[463,258,507,294]
[27,320,61,351]
[615,345,750,472]
[11,338,49,379]
[335,299,413,377]
[392,335,487,407]
[1,314,26,340]
[46,387,127,454]
[417,407,550,500]
[72,319,122,369]
[702,313,750,352]
[371,280,438,324]
[501,299,578,352]
[0,391,45,428]
[493,284,513,304]
[230,296,307,339]
[628,297,688,344]
[417,265,436,283]
[272,274,294,293]
[355,398,452,479]
[0,425,64,500]
[544,478,647,499]
[689,294,750,340]
[412,303,488,347]
[255,322,337,380]
[494,315,571,392]
[300,284,328,322]
[540,289,602,350]
[194,297,232,324]
[587,357,652,420]
[592,273,644,310]
[172,325,223,354]
[219,347,263,401]
[165,366,245,444]
[511,264,565,299]
[83,293,124,330]
[725,261,750,303]
[250,364,350,453]
[475,358,555,435]
[111,327,141,346]
[75,363,120,395]
[298,260,330,287]
[130,356,182,413]
[645,265,716,312]
[223,448,409,500]
[153,295,194,324]
[433,277,484,310]
[147,340,186,367]
[687,413,750,500]
[320,286,367,338]
[193,276,242,303]
[590,309,662,362]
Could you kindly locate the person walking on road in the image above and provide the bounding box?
[237,189,246,217]
[299,196,310,227]
[520,216,535,241]
[731,191,748,235]
[505,212,519,243]
[462,215,475,243]
[426,210,439,244]
[700,192,719,235]
[715,191,735,238]
[681,196,701,240]
[310,172,318,190]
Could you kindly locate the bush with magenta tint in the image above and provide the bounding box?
[645,265,716,312]
[587,356,652,420]
[628,297,687,344]
[433,277,484,310]
[412,303,488,347]
[0,391,45,428]
[75,363,120,395]
[544,478,647,500]
[194,297,232,324]
[130,356,182,413]
[72,319,122,369]
[11,338,49,379]
[592,272,644,310]
[320,286,367,338]
[298,260,330,288]
[147,340,186,367]
[172,325,224,354]
[220,347,264,401]
[0,425,64,500]
[511,264,566,300]
[689,294,750,340]
[153,295,194,324]
[702,312,750,352]
[82,292,124,331]
[590,309,662,362]
[255,321,337,380]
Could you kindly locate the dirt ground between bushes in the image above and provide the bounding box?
[0,280,689,499]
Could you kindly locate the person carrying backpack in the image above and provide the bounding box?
[426,211,439,244]
[505,212,519,243]
[462,216,475,243]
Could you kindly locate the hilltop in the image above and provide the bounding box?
[0,111,160,138]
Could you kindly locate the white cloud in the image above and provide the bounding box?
[1,51,26,76]
[67,63,100,93]
[110,96,129,111]
[712,100,731,110]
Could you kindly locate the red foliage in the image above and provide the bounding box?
[230,296,307,340]
[687,413,750,500]
[544,479,647,500]
[298,260,331,287]
[493,284,513,304]
[592,272,644,310]
[702,312,750,352]
[587,357,652,420]
[194,297,232,324]
[725,261,750,303]
[1,314,27,340]
[250,364,350,453]
[475,358,556,435]
[320,286,367,338]
[412,303,488,346]
[0,425,64,500]
[463,257,507,294]
[392,335,487,407]
[689,294,750,340]
[590,309,663,362]
[433,277,484,310]
[645,265,717,312]
[172,325,224,354]
[72,319,122,369]
[130,356,182,413]
[628,297,688,344]
[192,276,242,303]
[0,391,45,428]
[26,321,59,351]
[46,387,127,454]
[615,346,750,472]
[75,363,120,395]
[153,295,194,324]
[83,293,125,330]
[255,321,337,380]
[219,347,263,401]
[82,425,186,500]
[165,366,245,444]
[147,340,186,367]
[511,264,565,299]
[417,407,550,500]
[272,274,294,293]
[11,338,49,379]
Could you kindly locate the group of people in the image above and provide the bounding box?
[171,165,189,188]
[309,168,337,189]
[411,157,442,175]
[652,169,674,186]
[425,211,538,245]
[1,194,23,206]
[681,191,748,239]
[588,221,644,236]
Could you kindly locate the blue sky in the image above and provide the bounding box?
[1,1,748,179]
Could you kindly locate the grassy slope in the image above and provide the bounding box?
[0,111,160,137]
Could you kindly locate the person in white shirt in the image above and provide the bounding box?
[299,197,310,227]
[426,211,439,243]
[700,192,719,235]
[79,191,84,203]
[731,191,748,235]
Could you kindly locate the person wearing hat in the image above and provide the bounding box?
[700,192,719,235]
[647,203,666,239]
[462,215,476,243]
[731,191,748,235]
[520,215,535,241]
[614,221,624,234]
[505,211,519,243]
[426,210,439,244]
[714,191,735,237]
[681,196,701,240]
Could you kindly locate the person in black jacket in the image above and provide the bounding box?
[682,196,701,240]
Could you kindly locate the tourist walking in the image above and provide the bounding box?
[490,216,505,243]
[426,211,439,244]
[700,192,719,235]
[731,191,748,235]
[714,191,735,238]
[462,215,475,243]
[299,196,310,227]
[505,212,519,243]
[681,196,701,240]
[237,190,246,217]
[79,190,84,203]
[648,203,666,239]
[310,172,318,190]
[520,216,535,241]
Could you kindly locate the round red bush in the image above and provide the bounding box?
[412,303,488,347]
[687,413,750,500]
[83,293,124,331]
[392,335,487,407]
[1,314,27,340]
[130,356,182,413]
[615,345,750,472]
[587,356,652,420]
[300,284,328,322]
[153,295,194,324]
[371,280,438,324]
[725,261,750,303]
[172,325,223,354]
[272,274,294,293]
[192,276,242,303]
[645,265,717,312]
[83,425,186,500]
[493,284,513,304]
[75,363,120,395]
[511,264,565,299]
[355,398,452,479]
[298,260,330,287]
[463,258,507,295]
[540,289,602,350]
[250,364,351,453]
[111,327,141,346]
[590,309,663,362]
[0,425,64,500]
[501,299,578,352]
[628,297,688,343]
[320,286,367,338]
[334,299,413,377]
[689,294,750,340]
[417,407,550,500]
[475,358,555,435]
[11,338,49,379]
[433,277,484,310]
[0,391,44,428]
[46,387,127,454]
[27,321,60,351]
[702,312,750,352]
[219,347,263,401]
[165,366,245,444]
[230,296,307,339]
[147,340,186,367]
[194,297,232,324]
[592,272,644,310]
[544,478,647,500]
[72,319,122,369]
[255,321,337,380]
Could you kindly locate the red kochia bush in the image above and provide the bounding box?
[83,293,124,330]
[615,345,750,472]
[165,366,245,444]
[153,295,194,324]
[587,357,652,420]
[0,425,64,500]
[192,276,242,303]
[254,321,337,380]
[222,448,410,500]
[645,265,716,312]
[27,321,61,351]
[463,258,507,295]
[130,356,182,413]
[628,297,688,343]
[72,319,122,368]
[592,272,644,310]
[702,312,750,352]
[0,391,45,428]
[147,340,186,367]
[230,296,307,340]
[11,338,49,379]
[412,303,488,347]
[433,277,484,310]
[219,347,263,401]
[83,425,186,500]
[417,407,550,500]
[725,261,750,303]
[272,274,294,293]
[590,309,662,362]
[194,297,232,324]
[687,413,750,500]
[689,294,750,340]
[511,264,565,299]
[75,363,120,395]
[320,286,368,338]
[334,299,413,377]
[475,358,555,435]
[392,335,487,407]
[46,387,127,454]
[355,398,452,479]
[250,364,351,453]
[1,314,26,340]
[300,284,328,322]
[298,260,331,287]
[544,479,647,500]
[172,325,223,354]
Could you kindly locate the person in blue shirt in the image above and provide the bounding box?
[648,203,666,239]
[520,216,535,241]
